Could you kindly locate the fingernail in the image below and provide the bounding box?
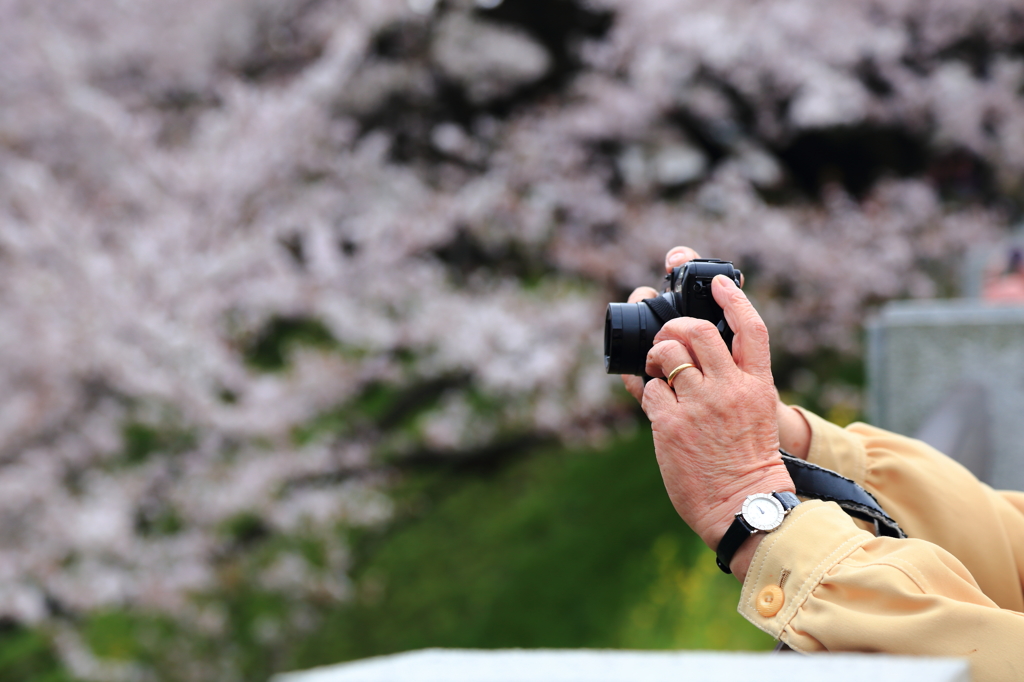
[714,274,737,288]
[668,251,687,266]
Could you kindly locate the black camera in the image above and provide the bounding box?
[604,259,742,376]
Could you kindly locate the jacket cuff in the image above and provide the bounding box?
[737,500,873,644]
[791,406,867,486]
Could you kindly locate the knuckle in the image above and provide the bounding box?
[745,316,770,343]
[641,384,662,413]
[656,317,710,343]
[690,320,720,342]
[652,320,681,344]
[646,340,669,363]
[664,317,689,334]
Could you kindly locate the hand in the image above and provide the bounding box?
[641,275,794,578]
[621,246,811,460]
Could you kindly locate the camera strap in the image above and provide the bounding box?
[643,296,680,324]
[781,451,906,538]
[644,295,732,346]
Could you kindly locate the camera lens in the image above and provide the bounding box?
[604,259,742,378]
[604,301,663,376]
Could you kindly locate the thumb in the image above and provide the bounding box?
[712,275,772,378]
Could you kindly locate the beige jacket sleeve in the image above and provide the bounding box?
[738,408,1024,680]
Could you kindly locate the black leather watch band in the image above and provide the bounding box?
[715,492,799,574]
[715,515,756,574]
[712,453,907,575]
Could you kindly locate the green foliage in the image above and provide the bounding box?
[243,316,340,372]
[0,622,79,682]
[121,420,196,465]
[219,511,272,547]
[775,347,867,426]
[618,537,774,650]
[135,505,184,537]
[292,375,475,448]
[84,612,157,662]
[215,587,294,680]
[81,609,232,682]
[288,428,772,669]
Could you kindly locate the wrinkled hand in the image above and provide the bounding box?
[642,274,793,546]
[620,247,804,578]
[622,247,811,458]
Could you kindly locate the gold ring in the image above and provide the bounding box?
[666,363,696,388]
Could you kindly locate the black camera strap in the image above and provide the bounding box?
[781,451,906,538]
[644,295,732,348]
[643,296,680,324]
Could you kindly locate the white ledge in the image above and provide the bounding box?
[272,648,970,682]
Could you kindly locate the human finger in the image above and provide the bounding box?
[663,247,745,288]
[646,340,702,392]
[777,401,811,460]
[665,246,701,273]
[628,286,659,304]
[621,374,644,403]
[652,316,736,379]
[640,371,680,420]
[712,275,772,379]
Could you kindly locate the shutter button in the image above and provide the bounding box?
[756,585,784,617]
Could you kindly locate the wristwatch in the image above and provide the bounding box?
[715,491,800,574]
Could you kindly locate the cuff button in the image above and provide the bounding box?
[756,585,784,617]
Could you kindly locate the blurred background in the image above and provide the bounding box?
[0,0,1022,679]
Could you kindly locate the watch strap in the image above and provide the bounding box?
[716,492,799,574]
[715,514,756,574]
[773,491,800,511]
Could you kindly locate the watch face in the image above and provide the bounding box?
[741,494,786,532]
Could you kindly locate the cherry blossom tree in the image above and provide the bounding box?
[0,0,1017,677]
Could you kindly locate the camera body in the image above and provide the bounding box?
[604,258,742,376]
